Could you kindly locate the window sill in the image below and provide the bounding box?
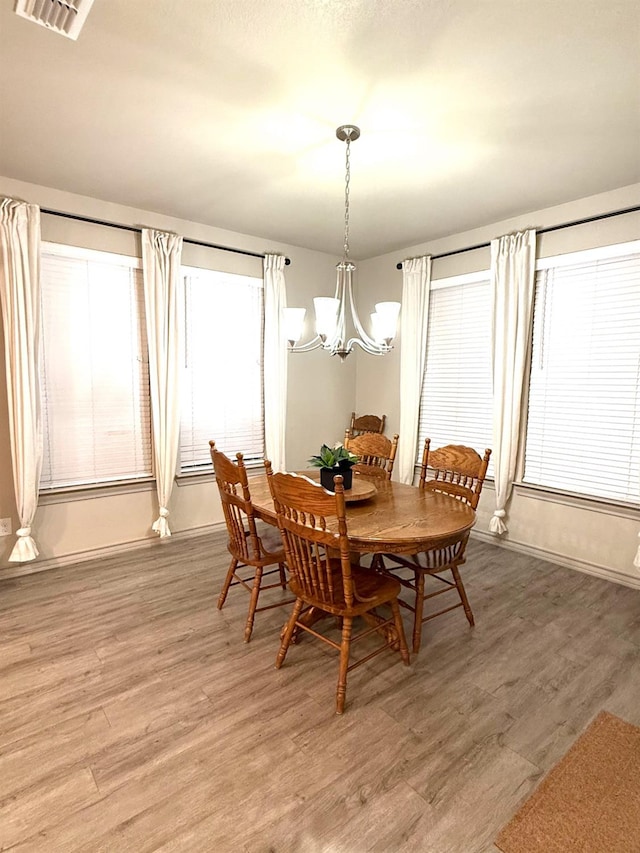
[176,461,264,485]
[513,481,640,521]
[39,478,155,505]
[175,470,216,486]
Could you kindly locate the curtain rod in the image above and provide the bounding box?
[395,204,640,269]
[40,208,291,265]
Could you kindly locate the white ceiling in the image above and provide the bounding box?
[1,0,639,258]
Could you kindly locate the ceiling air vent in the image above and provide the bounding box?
[15,0,95,41]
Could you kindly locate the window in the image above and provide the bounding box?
[179,267,264,474]
[523,243,640,504]
[39,244,152,490]
[417,272,493,468]
[38,246,265,490]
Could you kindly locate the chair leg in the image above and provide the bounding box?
[217,557,238,610]
[244,567,263,643]
[278,562,287,589]
[390,599,410,665]
[412,571,426,654]
[276,598,304,669]
[451,565,475,626]
[336,616,353,715]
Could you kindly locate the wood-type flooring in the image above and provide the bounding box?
[1,531,639,852]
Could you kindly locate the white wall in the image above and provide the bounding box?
[2,177,638,584]
[355,184,640,586]
[0,177,356,572]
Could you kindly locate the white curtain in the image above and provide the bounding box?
[398,256,432,484]
[489,229,536,534]
[263,254,288,472]
[0,198,42,562]
[142,229,183,537]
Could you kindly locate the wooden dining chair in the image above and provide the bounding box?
[343,430,399,480]
[210,441,292,642]
[381,439,492,653]
[349,411,386,436]
[265,463,410,714]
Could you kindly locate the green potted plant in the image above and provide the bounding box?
[308,443,359,491]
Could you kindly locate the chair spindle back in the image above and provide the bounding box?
[349,411,386,436]
[210,442,262,562]
[344,430,399,480]
[265,466,356,609]
[419,440,492,510]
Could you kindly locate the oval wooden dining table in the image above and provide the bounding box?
[248,470,477,648]
[247,470,477,557]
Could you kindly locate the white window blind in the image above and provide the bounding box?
[179,268,264,473]
[417,276,493,469]
[524,248,640,504]
[39,246,152,490]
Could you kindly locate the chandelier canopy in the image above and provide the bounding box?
[283,125,401,360]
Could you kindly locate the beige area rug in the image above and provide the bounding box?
[495,711,640,853]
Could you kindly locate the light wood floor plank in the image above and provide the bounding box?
[1,534,639,851]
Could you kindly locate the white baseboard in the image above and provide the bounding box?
[471,529,640,590]
[0,522,226,581]
[3,521,638,592]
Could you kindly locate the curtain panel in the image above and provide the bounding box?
[263,254,288,472]
[141,229,183,537]
[489,228,536,534]
[0,197,43,562]
[398,256,432,484]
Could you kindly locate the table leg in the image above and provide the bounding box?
[362,611,401,650]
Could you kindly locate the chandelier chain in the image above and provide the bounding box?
[343,137,351,260]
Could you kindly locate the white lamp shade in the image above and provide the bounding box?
[314,296,339,340]
[370,312,383,343]
[372,301,401,341]
[282,307,306,343]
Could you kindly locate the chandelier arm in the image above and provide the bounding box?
[334,277,347,351]
[346,336,391,355]
[323,262,349,354]
[344,267,381,348]
[288,334,326,353]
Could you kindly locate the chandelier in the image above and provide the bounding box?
[283,125,401,360]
